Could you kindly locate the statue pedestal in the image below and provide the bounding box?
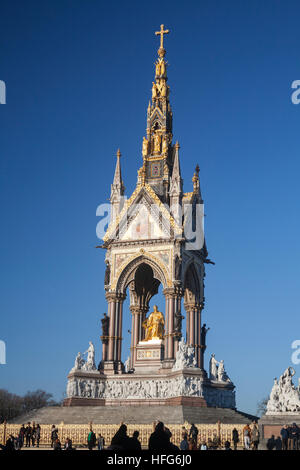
[133,340,164,374]
[259,413,300,448]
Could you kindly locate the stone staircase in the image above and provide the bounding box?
[9,405,257,425]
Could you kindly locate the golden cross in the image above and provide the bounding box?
[155,24,170,50]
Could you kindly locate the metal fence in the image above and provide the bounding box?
[0,422,246,449]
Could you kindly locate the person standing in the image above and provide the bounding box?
[97,434,105,450]
[25,422,32,448]
[87,428,96,451]
[35,424,41,448]
[232,428,239,450]
[251,422,260,450]
[243,424,251,450]
[51,425,58,448]
[289,423,299,450]
[19,424,26,448]
[189,423,199,447]
[280,425,288,451]
[180,432,189,450]
[31,422,36,447]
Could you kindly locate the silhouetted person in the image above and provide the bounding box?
[275,436,282,450]
[224,440,232,450]
[31,423,36,447]
[232,428,239,450]
[25,423,32,448]
[5,435,15,451]
[189,423,199,446]
[53,438,61,451]
[266,435,276,450]
[36,424,41,448]
[149,422,174,451]
[127,430,142,451]
[19,424,26,448]
[51,425,58,448]
[110,424,131,450]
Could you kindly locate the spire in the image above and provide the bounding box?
[139,25,174,202]
[170,141,182,195]
[110,149,125,223]
[192,164,203,202]
[111,148,125,199]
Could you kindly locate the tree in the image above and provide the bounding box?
[22,389,56,413]
[0,388,60,422]
[257,396,269,416]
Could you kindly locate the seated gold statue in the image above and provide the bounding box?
[142,305,164,341]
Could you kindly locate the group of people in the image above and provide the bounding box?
[266,423,300,451]
[1,422,42,450]
[241,422,260,450]
[2,420,300,451]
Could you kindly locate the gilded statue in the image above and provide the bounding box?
[152,82,157,99]
[161,81,167,97]
[155,61,161,76]
[153,133,161,153]
[142,305,164,341]
[142,136,149,156]
[162,136,168,154]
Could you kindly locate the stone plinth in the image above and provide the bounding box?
[259,413,300,440]
[65,368,236,409]
[134,339,164,374]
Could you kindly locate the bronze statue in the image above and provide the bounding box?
[104,261,110,286]
[201,323,210,347]
[142,305,164,341]
[101,313,109,337]
[174,311,184,333]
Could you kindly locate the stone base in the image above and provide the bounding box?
[66,368,236,409]
[133,340,164,374]
[259,413,300,440]
[63,396,207,407]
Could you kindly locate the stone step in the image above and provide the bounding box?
[9,406,257,425]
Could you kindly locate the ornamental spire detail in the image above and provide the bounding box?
[140,24,174,201]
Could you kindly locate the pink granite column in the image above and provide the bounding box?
[163,288,183,361]
[130,305,148,368]
[116,294,125,362]
[106,293,116,362]
[185,302,201,368]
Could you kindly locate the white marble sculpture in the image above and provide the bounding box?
[71,352,85,371]
[66,374,236,409]
[172,338,197,370]
[266,367,300,414]
[124,356,130,373]
[209,354,218,380]
[209,354,232,383]
[82,341,96,371]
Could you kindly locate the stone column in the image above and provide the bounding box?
[185,302,201,367]
[105,291,125,373]
[198,303,206,371]
[163,287,183,366]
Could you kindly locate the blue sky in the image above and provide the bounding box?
[0,0,300,415]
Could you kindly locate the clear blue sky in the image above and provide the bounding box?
[1,0,300,415]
